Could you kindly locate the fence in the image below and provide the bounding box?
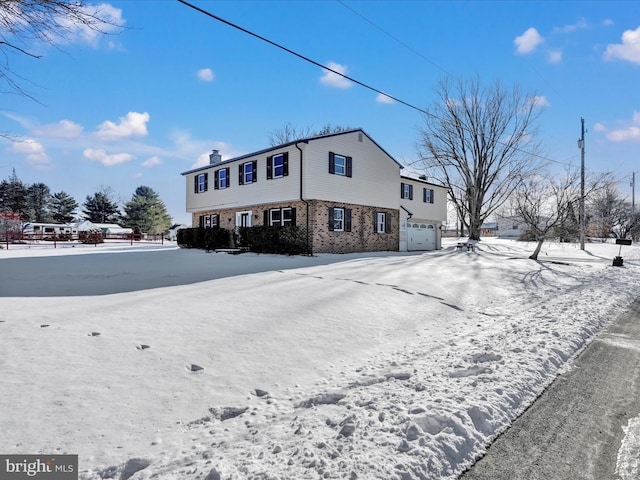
[2,231,164,249]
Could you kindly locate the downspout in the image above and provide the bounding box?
[295,141,311,255]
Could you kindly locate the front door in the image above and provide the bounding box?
[236,211,252,228]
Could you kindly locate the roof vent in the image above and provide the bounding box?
[209,150,222,164]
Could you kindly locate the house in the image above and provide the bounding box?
[77,220,133,237]
[181,129,447,254]
[496,216,524,238]
[166,223,188,241]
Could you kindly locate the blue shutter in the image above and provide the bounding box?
[345,209,352,232]
[194,176,198,193]
[385,212,392,233]
[283,152,289,176]
[238,164,244,185]
[203,173,208,191]
[328,207,335,231]
[329,152,335,174]
[267,156,273,180]
[346,156,352,177]
[214,170,219,190]
[409,185,413,200]
[252,160,258,182]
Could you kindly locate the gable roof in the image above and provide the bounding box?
[181,128,403,176]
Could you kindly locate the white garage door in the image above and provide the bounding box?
[408,223,436,251]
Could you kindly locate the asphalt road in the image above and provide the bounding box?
[460,296,640,480]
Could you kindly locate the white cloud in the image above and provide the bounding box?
[83,148,135,166]
[11,139,52,170]
[320,62,353,89]
[553,18,588,34]
[593,123,607,132]
[529,96,550,108]
[376,93,395,104]
[603,19,614,27]
[61,3,125,47]
[548,50,563,64]
[605,112,640,142]
[95,112,150,141]
[32,119,83,139]
[514,27,543,54]
[142,156,163,167]
[604,26,640,64]
[197,68,215,82]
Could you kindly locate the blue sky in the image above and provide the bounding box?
[0,0,638,225]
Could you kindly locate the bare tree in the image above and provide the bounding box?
[0,1,122,99]
[268,122,356,146]
[268,122,314,146]
[511,167,602,260]
[417,76,546,240]
[588,181,637,239]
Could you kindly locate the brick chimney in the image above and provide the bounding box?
[209,149,222,164]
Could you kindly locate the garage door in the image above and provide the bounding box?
[408,223,436,251]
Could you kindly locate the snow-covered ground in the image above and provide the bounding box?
[1,238,639,480]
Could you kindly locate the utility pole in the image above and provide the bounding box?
[578,117,586,250]
[632,171,636,217]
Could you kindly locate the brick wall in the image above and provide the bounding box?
[191,200,399,254]
[308,200,399,254]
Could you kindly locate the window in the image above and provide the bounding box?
[239,161,258,185]
[328,207,352,232]
[423,188,434,203]
[375,212,391,233]
[265,207,296,227]
[333,208,344,231]
[328,152,352,177]
[214,168,229,189]
[401,182,413,200]
[267,153,289,179]
[199,214,219,228]
[194,173,208,193]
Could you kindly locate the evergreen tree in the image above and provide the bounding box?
[26,182,52,222]
[123,186,172,234]
[50,191,79,223]
[0,169,28,220]
[83,189,120,223]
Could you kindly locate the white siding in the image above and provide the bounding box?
[399,178,447,222]
[303,132,400,209]
[185,146,302,213]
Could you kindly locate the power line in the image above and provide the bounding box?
[177,0,423,116]
[177,0,580,169]
[336,0,453,78]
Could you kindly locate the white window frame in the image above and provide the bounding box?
[269,209,282,226]
[333,208,345,232]
[376,212,386,233]
[197,173,207,193]
[243,162,253,184]
[402,183,411,199]
[218,169,228,189]
[334,155,346,176]
[282,207,293,226]
[273,154,285,178]
[424,188,434,203]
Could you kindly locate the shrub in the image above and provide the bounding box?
[236,226,310,255]
[177,227,231,251]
